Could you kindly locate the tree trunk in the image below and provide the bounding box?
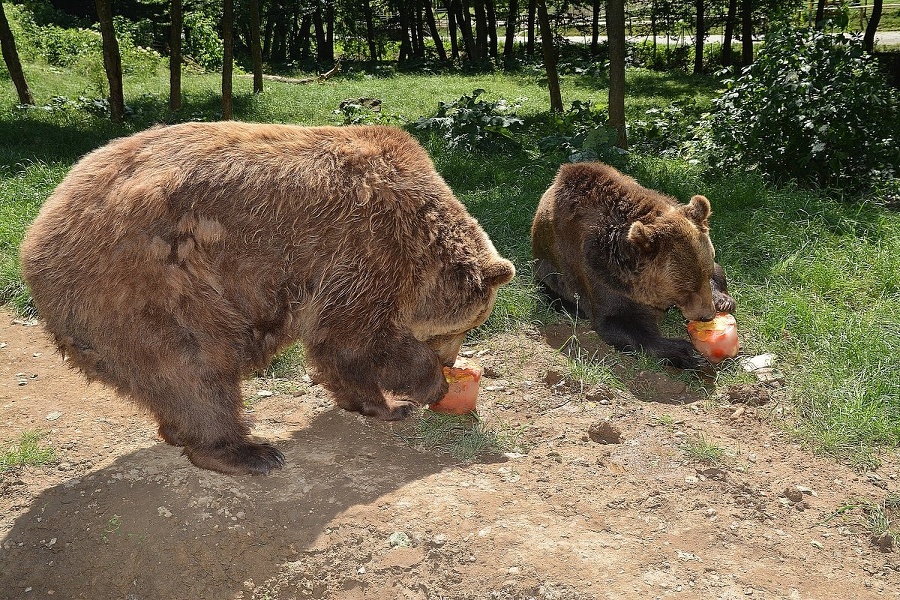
[299,15,312,61]
[863,0,883,53]
[397,1,413,61]
[722,0,736,66]
[0,2,34,105]
[815,0,826,27]
[446,0,460,58]
[424,0,448,61]
[412,0,425,57]
[263,1,275,58]
[503,0,518,57]
[537,0,562,112]
[606,0,627,148]
[453,0,476,59]
[741,0,753,66]
[312,4,327,62]
[94,0,125,123]
[324,0,334,62]
[486,0,498,57]
[168,0,182,111]
[272,1,287,62]
[591,0,601,55]
[249,0,263,93]
[526,0,536,55]
[693,0,704,74]
[222,0,234,119]
[473,0,488,59]
[363,0,378,60]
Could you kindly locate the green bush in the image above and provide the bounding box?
[705,25,900,191]
[413,89,524,151]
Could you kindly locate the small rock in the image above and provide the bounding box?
[811,540,824,549]
[429,534,447,547]
[795,485,817,497]
[256,390,273,397]
[588,421,622,444]
[698,467,727,481]
[460,349,476,358]
[783,487,804,503]
[871,532,895,552]
[388,531,411,548]
[543,369,565,387]
[740,353,776,372]
[508,566,520,575]
[585,387,614,404]
[46,411,62,421]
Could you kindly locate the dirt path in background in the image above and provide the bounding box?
[1,309,898,599]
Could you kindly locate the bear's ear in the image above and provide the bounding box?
[482,258,516,287]
[684,195,711,230]
[627,221,656,253]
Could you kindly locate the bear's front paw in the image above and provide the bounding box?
[184,440,286,475]
[657,338,703,370]
[713,290,737,314]
[368,399,417,421]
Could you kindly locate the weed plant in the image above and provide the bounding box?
[1,430,56,471]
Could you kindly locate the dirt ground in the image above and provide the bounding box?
[1,309,898,600]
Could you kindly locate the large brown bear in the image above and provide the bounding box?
[531,162,735,369]
[20,122,515,475]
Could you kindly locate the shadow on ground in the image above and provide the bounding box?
[0,410,452,600]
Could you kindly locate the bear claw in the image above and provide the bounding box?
[183,440,286,475]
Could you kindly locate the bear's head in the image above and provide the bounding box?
[626,195,717,322]
[411,257,515,366]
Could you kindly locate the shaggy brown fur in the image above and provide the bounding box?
[531,162,735,369]
[20,123,515,475]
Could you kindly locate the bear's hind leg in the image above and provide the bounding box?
[149,373,285,475]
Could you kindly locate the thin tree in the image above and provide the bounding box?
[363,0,378,60]
[250,0,263,93]
[424,0,448,61]
[741,0,753,66]
[0,1,34,105]
[169,0,182,111]
[503,0,518,58]
[590,0,601,55]
[606,0,627,148]
[722,0,736,66]
[814,0,826,27]
[526,0,536,55]
[95,0,125,123]
[222,0,234,119]
[693,0,705,74]
[536,0,562,112]
[863,0,884,53]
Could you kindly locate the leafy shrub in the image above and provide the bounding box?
[413,89,524,151]
[629,99,706,157]
[333,97,401,125]
[183,11,223,71]
[705,25,900,190]
[537,100,620,163]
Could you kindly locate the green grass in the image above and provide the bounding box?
[2,37,899,466]
[397,410,526,462]
[1,430,56,471]
[680,434,727,464]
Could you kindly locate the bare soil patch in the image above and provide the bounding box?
[1,310,898,599]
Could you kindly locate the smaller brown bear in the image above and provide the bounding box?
[531,162,735,369]
[20,123,515,475]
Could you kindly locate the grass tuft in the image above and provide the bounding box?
[398,410,526,462]
[1,430,56,472]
